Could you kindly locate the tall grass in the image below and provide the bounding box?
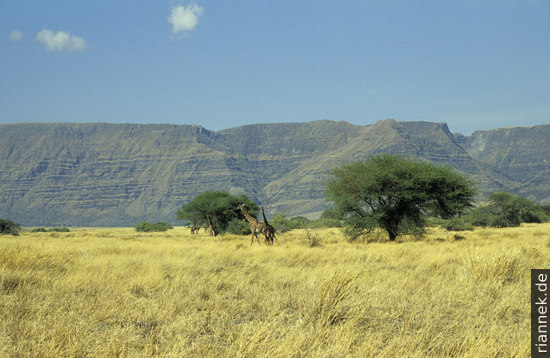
[1,224,547,357]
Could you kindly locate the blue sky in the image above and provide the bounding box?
[1,1,549,135]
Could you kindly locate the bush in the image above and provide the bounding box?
[442,217,473,231]
[271,214,296,232]
[539,204,550,216]
[488,213,521,228]
[271,214,311,232]
[225,218,251,235]
[136,222,173,232]
[0,219,21,236]
[466,192,549,228]
[50,227,70,232]
[32,227,71,233]
[466,206,520,228]
[521,207,549,223]
[309,217,343,228]
[466,206,493,227]
[268,213,342,231]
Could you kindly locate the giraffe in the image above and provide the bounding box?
[190,223,200,235]
[238,204,266,245]
[261,206,276,245]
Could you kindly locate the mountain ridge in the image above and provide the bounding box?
[1,119,548,226]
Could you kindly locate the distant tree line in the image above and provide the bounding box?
[437,191,549,231]
[32,227,71,233]
[2,155,548,242]
[174,155,548,242]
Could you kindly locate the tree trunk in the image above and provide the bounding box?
[382,220,398,241]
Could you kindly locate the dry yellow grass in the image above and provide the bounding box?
[1,224,548,357]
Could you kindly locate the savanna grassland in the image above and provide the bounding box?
[1,224,549,357]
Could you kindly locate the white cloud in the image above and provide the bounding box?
[168,3,204,34]
[9,30,24,42]
[36,29,87,52]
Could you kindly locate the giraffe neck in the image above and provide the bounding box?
[261,208,269,225]
[240,207,258,224]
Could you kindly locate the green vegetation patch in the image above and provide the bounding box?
[136,222,173,232]
[0,219,21,236]
[32,227,70,233]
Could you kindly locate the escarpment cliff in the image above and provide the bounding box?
[1,120,548,226]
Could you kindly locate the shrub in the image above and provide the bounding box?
[136,222,173,232]
[272,214,313,232]
[488,213,520,228]
[50,227,70,232]
[0,219,21,236]
[521,207,549,223]
[304,227,322,248]
[539,204,550,216]
[443,217,473,231]
[31,227,70,233]
[271,214,296,232]
[466,206,493,227]
[466,192,548,228]
[310,217,343,228]
[225,218,251,235]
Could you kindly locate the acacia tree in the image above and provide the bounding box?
[325,154,477,241]
[176,191,259,234]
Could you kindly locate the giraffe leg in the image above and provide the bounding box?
[252,232,260,245]
[256,231,261,245]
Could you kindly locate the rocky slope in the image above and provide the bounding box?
[0,120,548,226]
[457,124,550,203]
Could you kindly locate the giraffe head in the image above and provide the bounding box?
[238,204,252,215]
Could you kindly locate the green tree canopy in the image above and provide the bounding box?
[325,154,477,241]
[468,191,548,227]
[177,191,259,234]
